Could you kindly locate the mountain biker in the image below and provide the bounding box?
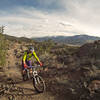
[22,47,43,75]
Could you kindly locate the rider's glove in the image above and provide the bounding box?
[24,63,28,68]
[39,62,43,67]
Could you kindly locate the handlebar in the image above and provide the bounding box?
[27,65,40,69]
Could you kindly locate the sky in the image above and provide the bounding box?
[0,0,100,38]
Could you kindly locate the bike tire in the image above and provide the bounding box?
[23,70,28,81]
[33,75,46,93]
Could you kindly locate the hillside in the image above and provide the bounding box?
[0,34,100,100]
[0,33,7,66]
[32,35,100,45]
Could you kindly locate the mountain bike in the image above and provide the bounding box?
[23,65,46,93]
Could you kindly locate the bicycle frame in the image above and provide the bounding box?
[25,65,39,79]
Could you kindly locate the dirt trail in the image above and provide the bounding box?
[0,43,93,100]
[5,45,21,78]
[0,44,56,100]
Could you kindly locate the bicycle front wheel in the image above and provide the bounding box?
[33,75,46,93]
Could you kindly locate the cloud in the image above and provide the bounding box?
[0,7,80,37]
[0,0,100,37]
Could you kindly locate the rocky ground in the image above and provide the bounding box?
[0,39,100,100]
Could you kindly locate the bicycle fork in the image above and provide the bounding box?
[32,69,38,84]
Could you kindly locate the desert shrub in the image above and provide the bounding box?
[35,40,55,55]
[0,33,7,66]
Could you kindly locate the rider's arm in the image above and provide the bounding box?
[23,52,27,63]
[33,51,40,63]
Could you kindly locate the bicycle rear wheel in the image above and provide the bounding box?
[33,75,46,93]
[23,70,28,81]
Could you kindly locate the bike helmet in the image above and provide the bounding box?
[29,47,35,52]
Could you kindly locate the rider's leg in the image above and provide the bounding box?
[27,60,32,74]
[22,60,27,75]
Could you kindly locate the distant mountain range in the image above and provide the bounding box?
[32,35,100,45]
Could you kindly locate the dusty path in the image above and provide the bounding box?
[0,74,56,100]
[0,43,94,100]
[0,44,56,100]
